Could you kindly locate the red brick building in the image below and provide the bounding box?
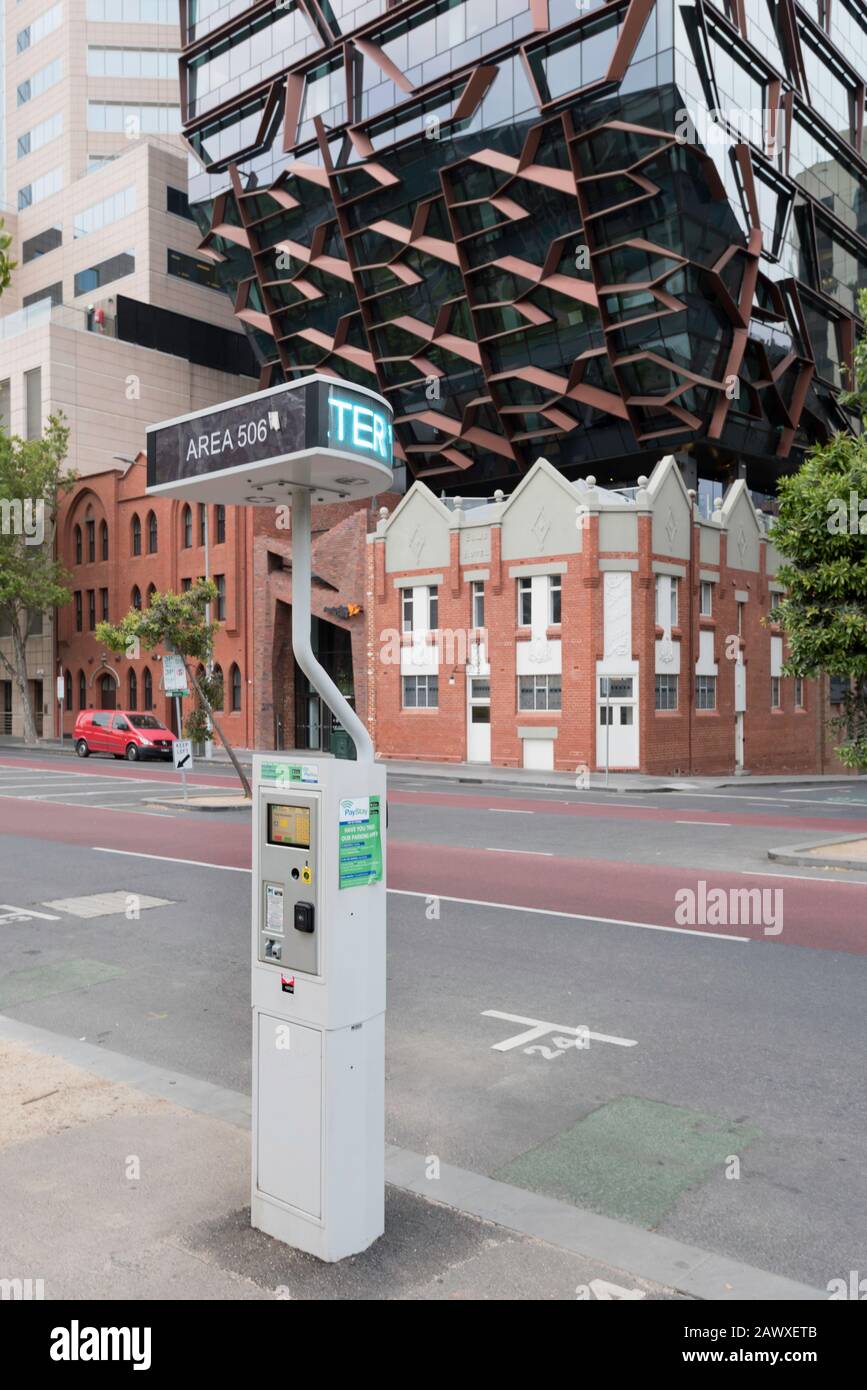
[55,451,844,777]
[56,457,398,756]
[57,455,254,747]
[367,455,824,776]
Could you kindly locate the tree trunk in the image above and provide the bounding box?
[184,661,252,798]
[8,614,39,745]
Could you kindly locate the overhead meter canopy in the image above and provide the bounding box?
[145,373,393,505]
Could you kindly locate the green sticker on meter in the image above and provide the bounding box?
[338,795,383,889]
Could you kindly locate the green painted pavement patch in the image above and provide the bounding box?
[494,1096,759,1228]
[0,959,126,1008]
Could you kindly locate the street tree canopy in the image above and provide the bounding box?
[771,288,867,769]
[0,219,16,297]
[0,416,73,744]
[97,578,251,797]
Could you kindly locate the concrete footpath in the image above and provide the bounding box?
[0,1015,823,1302]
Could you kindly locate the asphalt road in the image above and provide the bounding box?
[1,748,866,1291]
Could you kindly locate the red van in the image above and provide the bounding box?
[74,710,176,761]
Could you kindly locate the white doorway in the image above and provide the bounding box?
[467,676,491,763]
[596,676,639,769]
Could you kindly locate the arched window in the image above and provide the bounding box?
[182,505,192,548]
[128,668,138,710]
[132,585,142,611]
[212,663,224,711]
[146,583,157,608]
[230,663,242,712]
[65,669,72,711]
[131,514,141,556]
[147,510,158,554]
[143,666,153,710]
[74,525,82,564]
[78,670,86,709]
[100,521,109,561]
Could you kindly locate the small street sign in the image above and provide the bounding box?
[163,654,189,698]
[173,739,193,771]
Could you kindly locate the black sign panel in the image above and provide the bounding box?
[146,377,393,490]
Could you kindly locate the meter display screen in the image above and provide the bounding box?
[268,803,311,850]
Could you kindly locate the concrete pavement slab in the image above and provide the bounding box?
[0,1017,824,1301]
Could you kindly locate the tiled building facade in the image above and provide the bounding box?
[368,454,822,775]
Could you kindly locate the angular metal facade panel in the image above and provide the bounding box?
[179,0,867,493]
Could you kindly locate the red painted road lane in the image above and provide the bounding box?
[0,797,249,869]
[0,755,238,788]
[3,797,866,955]
[4,758,867,834]
[388,788,867,835]
[387,841,867,955]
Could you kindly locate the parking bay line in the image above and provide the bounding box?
[91,848,751,940]
[675,820,732,827]
[482,1009,636,1050]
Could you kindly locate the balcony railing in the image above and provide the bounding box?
[0,298,117,342]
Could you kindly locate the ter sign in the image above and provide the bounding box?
[146,374,393,506]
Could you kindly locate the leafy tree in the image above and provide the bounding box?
[97,579,251,797]
[0,416,73,744]
[0,219,17,297]
[771,431,867,770]
[839,288,867,418]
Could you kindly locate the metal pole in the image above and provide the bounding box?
[204,506,213,760]
[174,693,187,801]
[291,487,373,763]
[604,678,610,789]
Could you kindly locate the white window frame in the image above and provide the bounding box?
[655,574,678,627]
[655,673,678,710]
[518,673,562,711]
[695,674,717,710]
[548,574,562,625]
[471,580,485,630]
[700,580,713,617]
[402,673,438,708]
[518,576,532,627]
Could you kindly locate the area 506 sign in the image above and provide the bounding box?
[146,374,394,505]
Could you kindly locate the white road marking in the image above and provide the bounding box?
[587,1279,646,1301]
[93,847,249,871]
[90,850,751,939]
[390,889,749,941]
[741,869,867,886]
[484,847,553,856]
[24,787,177,800]
[483,1009,637,1050]
[43,891,173,918]
[0,904,61,921]
[675,820,731,827]
[489,808,534,814]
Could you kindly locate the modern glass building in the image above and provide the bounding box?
[180,0,867,497]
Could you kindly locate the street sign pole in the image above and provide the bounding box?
[174,695,187,801]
